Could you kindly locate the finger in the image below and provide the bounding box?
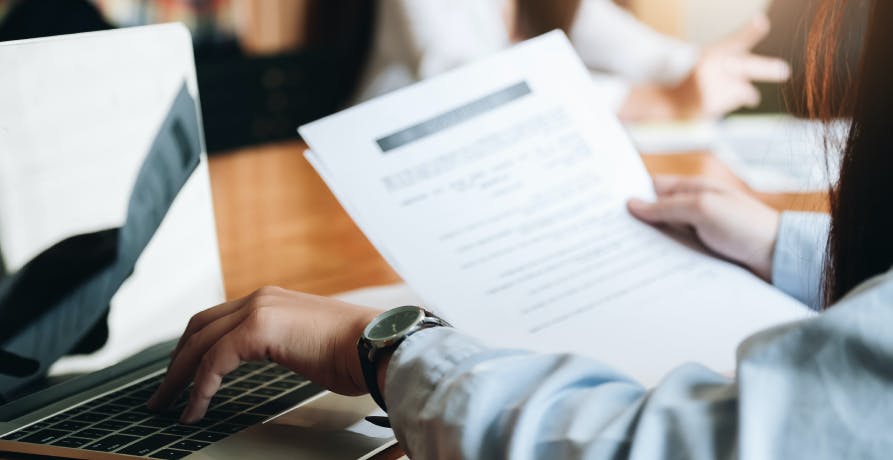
[180,333,258,424]
[171,296,251,361]
[734,55,791,82]
[720,13,771,53]
[627,195,706,226]
[738,83,762,108]
[717,82,761,113]
[653,175,728,196]
[148,307,252,410]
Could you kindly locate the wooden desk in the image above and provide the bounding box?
[209,140,828,300]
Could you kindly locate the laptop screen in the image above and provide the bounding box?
[0,24,225,401]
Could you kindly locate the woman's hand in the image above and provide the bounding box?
[147,286,382,424]
[628,175,781,281]
[674,13,791,118]
[620,14,791,121]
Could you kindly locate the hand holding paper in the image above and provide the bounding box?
[629,175,781,281]
[300,32,809,386]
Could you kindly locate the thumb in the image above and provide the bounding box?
[627,196,705,227]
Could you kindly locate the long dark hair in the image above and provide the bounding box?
[809,0,893,304]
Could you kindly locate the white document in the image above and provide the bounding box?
[301,32,811,386]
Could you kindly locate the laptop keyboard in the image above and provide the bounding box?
[1,361,324,459]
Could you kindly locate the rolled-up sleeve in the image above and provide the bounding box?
[385,327,735,459]
[570,0,698,85]
[384,268,893,460]
[771,211,831,310]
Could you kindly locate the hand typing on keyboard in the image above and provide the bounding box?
[147,286,383,424]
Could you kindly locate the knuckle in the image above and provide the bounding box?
[254,285,282,298]
[692,193,715,214]
[245,306,272,330]
[184,313,205,333]
[690,177,711,188]
[182,331,203,352]
[704,177,725,190]
[247,286,282,310]
[241,308,277,349]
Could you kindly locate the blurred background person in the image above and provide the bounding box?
[0,0,806,150]
[355,0,792,121]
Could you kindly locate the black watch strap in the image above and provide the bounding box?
[357,338,389,412]
[357,310,449,414]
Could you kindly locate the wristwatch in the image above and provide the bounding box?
[357,305,451,412]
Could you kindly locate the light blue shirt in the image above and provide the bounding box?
[384,212,893,459]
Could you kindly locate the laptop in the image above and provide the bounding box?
[0,24,395,459]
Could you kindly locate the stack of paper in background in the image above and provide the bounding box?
[626,115,847,193]
[713,115,845,192]
[299,32,811,386]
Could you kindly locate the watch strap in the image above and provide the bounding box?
[357,338,389,412]
[358,309,450,413]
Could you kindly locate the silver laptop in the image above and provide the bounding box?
[0,24,394,459]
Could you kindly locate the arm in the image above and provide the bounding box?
[581,8,792,121]
[148,263,893,459]
[570,0,697,85]
[386,269,893,459]
[387,327,734,459]
[770,212,831,310]
[382,0,509,81]
[355,0,510,101]
[629,176,781,282]
[627,176,830,309]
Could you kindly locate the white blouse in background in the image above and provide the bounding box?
[353,0,698,109]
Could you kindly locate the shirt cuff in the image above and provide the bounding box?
[657,42,699,86]
[382,327,491,457]
[771,211,831,310]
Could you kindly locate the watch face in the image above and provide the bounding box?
[366,306,425,342]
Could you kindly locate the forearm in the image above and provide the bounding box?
[383,328,737,459]
[771,211,831,310]
[392,0,508,80]
[570,0,697,84]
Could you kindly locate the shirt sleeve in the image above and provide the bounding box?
[385,0,509,80]
[770,211,831,310]
[569,0,699,85]
[384,269,893,459]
